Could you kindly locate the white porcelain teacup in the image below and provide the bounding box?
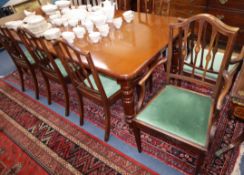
[52,18,63,26]
[113,17,123,29]
[123,10,134,23]
[84,20,94,33]
[92,15,107,27]
[73,26,86,38]
[68,18,78,27]
[97,24,109,37]
[62,31,75,43]
[89,32,101,43]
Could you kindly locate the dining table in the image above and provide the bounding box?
[0,9,179,124]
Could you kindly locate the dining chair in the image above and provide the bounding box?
[0,26,39,99]
[132,14,239,174]
[17,28,71,116]
[137,0,170,16]
[53,40,122,141]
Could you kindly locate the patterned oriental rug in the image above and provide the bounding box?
[0,80,156,175]
[3,66,244,175]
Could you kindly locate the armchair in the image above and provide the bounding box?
[132,14,239,174]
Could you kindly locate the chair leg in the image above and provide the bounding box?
[17,67,25,92]
[104,106,111,142]
[195,151,206,175]
[61,83,69,116]
[42,74,51,105]
[29,68,39,100]
[75,89,84,125]
[132,125,142,153]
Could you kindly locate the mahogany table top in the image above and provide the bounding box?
[0,10,179,80]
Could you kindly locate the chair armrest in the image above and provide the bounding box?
[137,57,167,111]
[230,46,244,64]
[217,46,244,110]
[217,64,240,110]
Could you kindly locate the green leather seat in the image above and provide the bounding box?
[184,51,235,80]
[137,85,212,147]
[84,74,120,97]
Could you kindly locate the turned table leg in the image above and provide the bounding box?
[119,80,135,124]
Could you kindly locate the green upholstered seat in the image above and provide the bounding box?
[184,50,235,80]
[137,85,212,147]
[23,50,35,65]
[84,74,120,97]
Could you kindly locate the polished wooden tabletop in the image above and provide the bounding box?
[72,12,178,80]
[0,10,178,80]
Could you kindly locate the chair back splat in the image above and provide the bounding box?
[167,14,239,109]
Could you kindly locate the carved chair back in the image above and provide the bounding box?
[53,40,109,103]
[167,14,239,109]
[137,0,170,16]
[17,28,64,80]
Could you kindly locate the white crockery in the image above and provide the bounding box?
[41,4,57,15]
[84,20,94,33]
[89,32,101,43]
[73,27,86,38]
[97,24,109,37]
[49,13,61,20]
[62,31,75,43]
[24,10,35,16]
[113,17,123,29]
[55,0,71,9]
[43,28,61,40]
[91,14,107,27]
[123,10,134,23]
[68,18,78,27]
[52,18,62,26]
[5,20,23,30]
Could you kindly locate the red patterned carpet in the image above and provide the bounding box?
[0,80,156,175]
[0,131,47,175]
[3,66,243,175]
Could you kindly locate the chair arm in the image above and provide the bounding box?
[217,64,240,110]
[137,57,167,111]
[230,46,244,64]
[217,46,244,110]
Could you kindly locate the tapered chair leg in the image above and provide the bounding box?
[195,152,206,175]
[62,83,69,116]
[30,69,39,100]
[17,67,25,92]
[104,106,111,142]
[42,74,51,105]
[132,125,142,152]
[75,89,84,125]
